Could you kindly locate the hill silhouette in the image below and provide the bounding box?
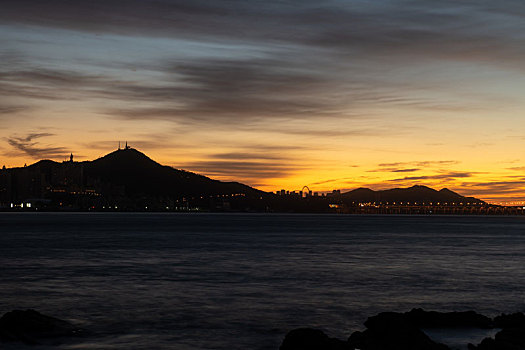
[83,148,261,197]
[0,147,266,211]
[341,185,484,204]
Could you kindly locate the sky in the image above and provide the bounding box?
[1,0,525,204]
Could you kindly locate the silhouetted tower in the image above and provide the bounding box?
[125,141,130,150]
[70,153,74,162]
[118,141,121,150]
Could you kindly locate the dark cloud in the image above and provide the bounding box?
[209,152,290,161]
[102,57,346,122]
[6,132,68,159]
[1,69,103,86]
[0,68,111,101]
[0,105,29,115]
[0,61,435,136]
[388,172,473,182]
[3,0,525,67]
[309,177,355,186]
[378,160,459,167]
[0,84,71,101]
[12,132,54,143]
[178,149,310,184]
[1,59,344,122]
[0,0,274,39]
[181,160,301,182]
[369,167,420,173]
[457,180,525,201]
[392,168,420,173]
[240,144,312,152]
[108,104,392,136]
[3,1,525,124]
[0,43,510,130]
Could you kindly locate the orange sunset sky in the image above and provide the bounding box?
[1,1,524,204]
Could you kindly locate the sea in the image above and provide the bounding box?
[1,213,524,350]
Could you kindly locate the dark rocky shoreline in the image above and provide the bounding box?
[0,309,84,345]
[280,309,525,350]
[2,308,524,349]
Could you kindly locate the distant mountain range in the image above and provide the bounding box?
[0,147,487,211]
[341,185,485,204]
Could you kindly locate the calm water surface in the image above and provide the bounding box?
[1,213,524,349]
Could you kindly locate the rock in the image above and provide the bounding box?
[495,325,525,349]
[405,308,493,329]
[281,310,525,350]
[468,335,523,350]
[468,337,500,350]
[348,330,384,350]
[347,312,450,350]
[0,309,82,344]
[494,313,525,329]
[280,328,349,350]
[468,323,525,349]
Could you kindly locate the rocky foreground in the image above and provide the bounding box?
[0,309,83,345]
[281,309,525,350]
[1,308,524,348]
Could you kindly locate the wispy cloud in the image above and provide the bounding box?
[309,177,355,186]
[378,160,459,167]
[4,0,525,69]
[5,0,524,128]
[369,167,420,173]
[458,180,525,201]
[0,105,29,115]
[178,149,309,185]
[391,168,420,173]
[181,160,303,184]
[388,172,474,182]
[6,132,68,159]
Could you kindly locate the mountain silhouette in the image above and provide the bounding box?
[0,147,263,211]
[83,148,262,197]
[341,185,484,204]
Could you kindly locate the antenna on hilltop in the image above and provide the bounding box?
[118,141,121,150]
